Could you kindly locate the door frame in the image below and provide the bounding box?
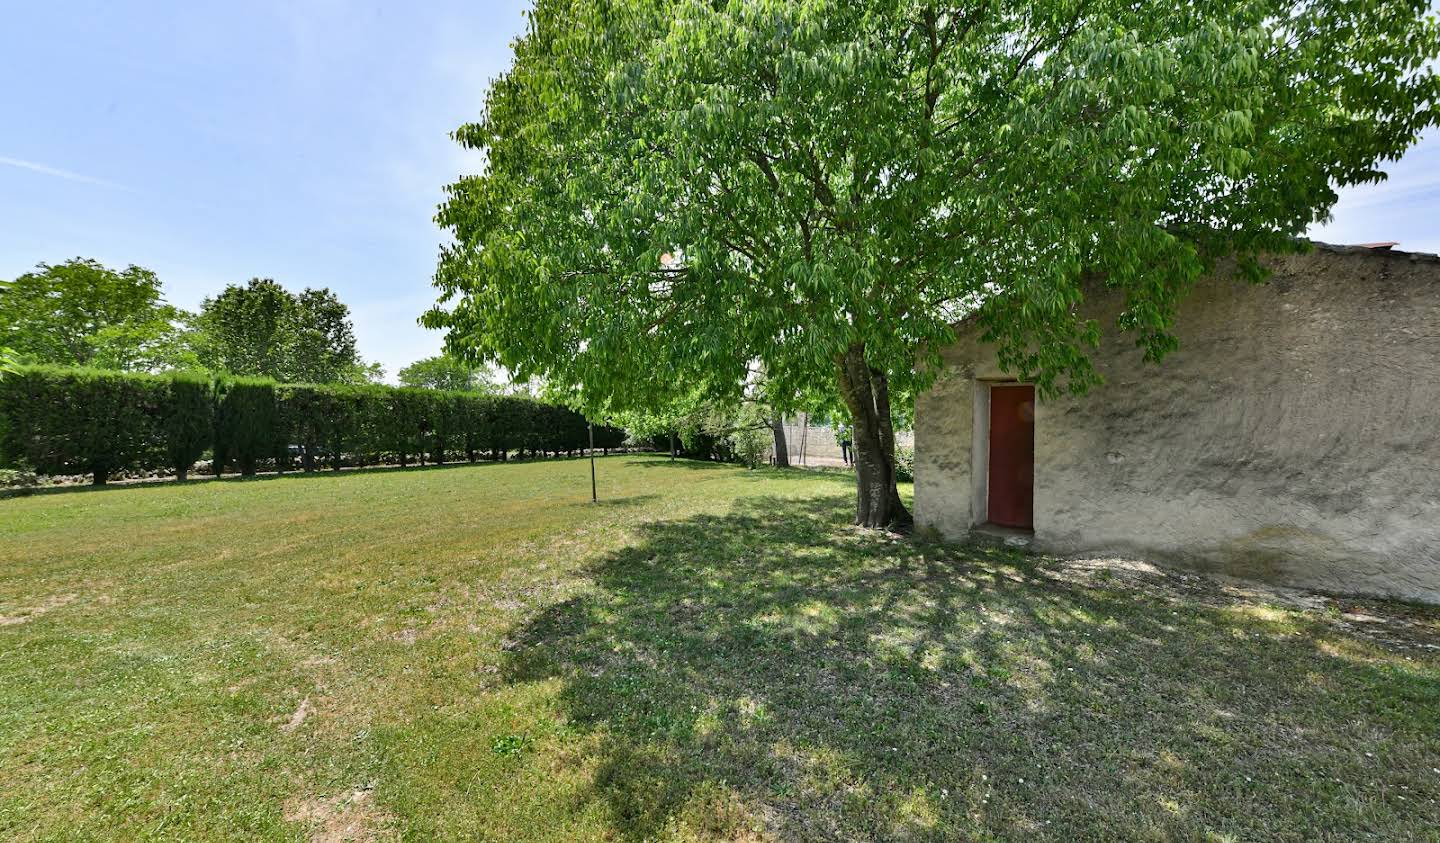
[971,379,1034,530]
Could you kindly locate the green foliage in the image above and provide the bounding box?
[194,279,362,383]
[614,388,777,464]
[0,282,18,378]
[397,355,495,392]
[0,258,192,371]
[732,410,770,470]
[341,359,387,385]
[213,377,276,476]
[0,366,160,484]
[0,367,630,482]
[893,445,915,483]
[163,373,213,480]
[426,0,1440,523]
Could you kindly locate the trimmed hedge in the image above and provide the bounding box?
[0,366,627,484]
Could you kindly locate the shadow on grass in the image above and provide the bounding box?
[624,459,861,489]
[13,453,652,498]
[622,458,737,472]
[589,494,663,509]
[502,495,1439,841]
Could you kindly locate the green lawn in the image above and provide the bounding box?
[1,455,1437,841]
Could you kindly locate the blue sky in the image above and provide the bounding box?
[1,2,1435,380]
[1,1,525,379]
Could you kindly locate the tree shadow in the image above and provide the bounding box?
[590,494,663,508]
[12,454,650,498]
[623,459,861,489]
[501,495,1439,840]
[622,458,737,472]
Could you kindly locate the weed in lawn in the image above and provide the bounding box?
[492,734,531,757]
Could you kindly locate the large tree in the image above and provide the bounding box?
[428,0,1439,528]
[0,258,191,370]
[194,279,363,383]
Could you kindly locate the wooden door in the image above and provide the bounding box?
[987,384,1034,529]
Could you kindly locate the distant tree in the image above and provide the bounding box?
[612,384,780,464]
[288,288,361,384]
[340,359,386,385]
[0,281,15,377]
[193,279,292,377]
[193,279,361,383]
[0,258,192,370]
[86,311,201,372]
[397,355,495,392]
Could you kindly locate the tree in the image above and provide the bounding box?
[397,354,495,392]
[194,279,362,383]
[288,288,362,384]
[340,359,387,385]
[0,281,15,377]
[427,0,1440,528]
[194,279,293,378]
[0,258,192,370]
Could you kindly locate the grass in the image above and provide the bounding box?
[1,454,1437,841]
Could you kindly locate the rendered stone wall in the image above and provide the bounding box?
[915,246,1440,603]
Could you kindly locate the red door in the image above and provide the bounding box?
[988,385,1034,529]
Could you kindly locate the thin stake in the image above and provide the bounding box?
[589,422,597,502]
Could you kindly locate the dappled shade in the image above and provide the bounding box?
[499,496,1437,840]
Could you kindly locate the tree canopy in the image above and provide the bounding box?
[194,279,368,383]
[0,258,192,371]
[428,0,1439,526]
[397,354,496,392]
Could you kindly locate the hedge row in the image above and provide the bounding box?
[0,366,627,484]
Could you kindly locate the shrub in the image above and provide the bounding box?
[163,373,212,481]
[894,445,915,483]
[0,366,158,484]
[213,377,275,476]
[0,367,620,481]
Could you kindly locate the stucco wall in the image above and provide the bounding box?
[915,246,1440,603]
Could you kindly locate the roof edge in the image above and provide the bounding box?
[1308,239,1440,264]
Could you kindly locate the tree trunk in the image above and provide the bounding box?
[769,418,790,468]
[176,467,188,482]
[837,343,911,530]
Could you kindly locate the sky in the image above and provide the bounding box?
[1,1,526,380]
[1,2,1436,381]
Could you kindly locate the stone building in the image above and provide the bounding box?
[914,243,1440,603]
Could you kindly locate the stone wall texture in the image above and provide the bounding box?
[915,246,1440,603]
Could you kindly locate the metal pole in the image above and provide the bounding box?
[588,423,597,502]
